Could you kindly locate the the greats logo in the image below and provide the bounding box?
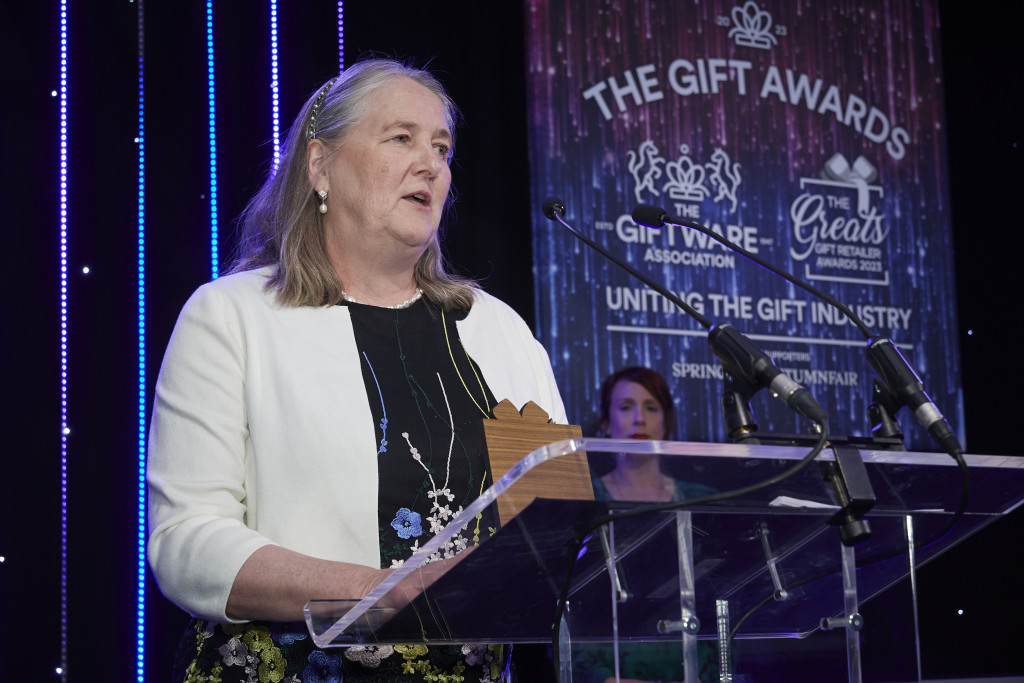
[789,153,890,285]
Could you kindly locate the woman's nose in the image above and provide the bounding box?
[415,143,442,176]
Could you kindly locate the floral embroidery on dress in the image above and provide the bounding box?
[167,304,509,682]
[391,507,424,539]
[219,637,248,666]
[394,644,455,679]
[302,649,343,682]
[258,646,288,682]
[460,644,508,683]
[270,623,308,645]
[394,374,479,564]
[192,624,290,683]
[183,661,224,683]
[362,351,390,456]
[343,644,395,668]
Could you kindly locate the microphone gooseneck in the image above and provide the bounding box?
[635,203,964,460]
[543,197,711,328]
[544,198,826,427]
[632,204,874,338]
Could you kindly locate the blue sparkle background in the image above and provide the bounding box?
[526,0,962,450]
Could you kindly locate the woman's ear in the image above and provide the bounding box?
[306,139,329,192]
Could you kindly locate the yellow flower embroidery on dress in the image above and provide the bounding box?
[472,478,487,544]
[391,644,475,681]
[184,621,225,683]
[396,644,428,657]
[242,625,273,652]
[184,661,224,683]
[487,644,506,680]
[257,645,287,683]
[221,623,245,637]
[421,661,466,683]
[444,661,468,682]
[396,643,430,675]
[223,625,285,682]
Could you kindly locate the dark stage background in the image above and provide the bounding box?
[3,2,1021,681]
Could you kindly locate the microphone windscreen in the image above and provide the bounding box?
[632,204,667,227]
[542,197,566,220]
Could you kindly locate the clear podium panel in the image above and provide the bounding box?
[305,439,1024,648]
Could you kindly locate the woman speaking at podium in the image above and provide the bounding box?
[146,58,565,682]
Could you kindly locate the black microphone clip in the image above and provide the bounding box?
[709,322,827,425]
[866,337,962,458]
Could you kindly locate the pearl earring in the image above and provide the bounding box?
[318,190,328,214]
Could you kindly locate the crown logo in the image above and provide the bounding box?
[729,1,778,50]
[663,145,710,202]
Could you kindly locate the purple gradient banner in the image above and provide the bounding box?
[525,0,963,450]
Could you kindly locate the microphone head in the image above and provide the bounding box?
[542,196,566,220]
[632,204,667,228]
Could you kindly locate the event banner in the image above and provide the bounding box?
[525,0,963,450]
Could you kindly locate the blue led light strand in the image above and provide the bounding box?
[270,0,281,170]
[337,1,345,71]
[135,1,148,681]
[206,1,219,278]
[58,0,70,679]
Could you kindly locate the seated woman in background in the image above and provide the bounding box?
[575,365,718,683]
[592,365,715,503]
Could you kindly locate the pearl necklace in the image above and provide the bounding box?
[341,288,424,309]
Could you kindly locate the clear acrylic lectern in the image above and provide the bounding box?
[304,438,1024,682]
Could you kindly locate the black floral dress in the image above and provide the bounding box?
[171,298,508,683]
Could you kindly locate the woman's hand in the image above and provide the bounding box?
[226,545,395,622]
[377,547,477,610]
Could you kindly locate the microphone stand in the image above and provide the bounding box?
[631,204,964,463]
[630,204,975,565]
[542,197,827,428]
[543,198,885,546]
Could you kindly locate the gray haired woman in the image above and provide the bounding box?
[148,58,566,682]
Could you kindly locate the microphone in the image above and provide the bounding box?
[709,322,827,424]
[631,203,670,229]
[635,203,964,459]
[543,196,826,426]
[866,338,963,457]
[542,197,566,221]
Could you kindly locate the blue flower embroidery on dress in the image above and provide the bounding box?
[302,649,344,682]
[269,621,308,645]
[391,507,423,539]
